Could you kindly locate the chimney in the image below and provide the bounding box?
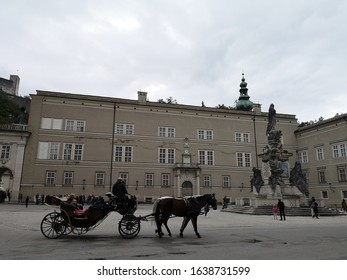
[137,91,147,104]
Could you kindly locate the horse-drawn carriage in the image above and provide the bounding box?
[40,193,217,239]
[40,194,141,239]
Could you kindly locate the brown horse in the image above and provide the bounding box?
[152,194,217,238]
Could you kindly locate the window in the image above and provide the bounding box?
[203,175,211,187]
[46,171,56,185]
[116,123,134,135]
[316,147,324,161]
[114,146,133,162]
[38,142,61,160]
[49,143,59,160]
[235,132,250,143]
[63,171,73,185]
[332,143,347,158]
[159,148,175,164]
[125,124,134,135]
[145,173,154,187]
[318,169,326,183]
[236,152,251,167]
[41,118,63,130]
[95,172,105,186]
[197,129,213,140]
[342,191,347,199]
[74,144,83,160]
[76,121,85,132]
[63,144,84,161]
[158,127,175,137]
[321,191,328,199]
[65,120,86,132]
[161,174,170,187]
[222,176,231,188]
[1,145,10,160]
[63,144,72,160]
[298,150,308,164]
[338,166,347,182]
[66,120,74,131]
[199,150,214,165]
[119,173,128,185]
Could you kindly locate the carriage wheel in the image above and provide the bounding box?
[118,215,140,239]
[40,212,67,239]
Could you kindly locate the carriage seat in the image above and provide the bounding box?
[61,202,89,219]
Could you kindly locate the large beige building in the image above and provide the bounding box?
[18,81,346,207]
[20,88,300,204]
[295,114,347,207]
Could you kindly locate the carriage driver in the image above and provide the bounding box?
[112,177,130,206]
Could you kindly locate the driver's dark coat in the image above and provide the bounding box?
[112,179,128,201]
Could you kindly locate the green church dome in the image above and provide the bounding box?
[236,73,253,111]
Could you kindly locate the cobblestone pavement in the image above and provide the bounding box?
[1,203,347,260]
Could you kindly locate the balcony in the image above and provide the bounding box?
[0,124,28,131]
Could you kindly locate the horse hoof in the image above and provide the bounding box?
[179,234,183,238]
[168,233,172,237]
[197,235,202,238]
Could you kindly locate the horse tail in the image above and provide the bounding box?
[152,198,161,226]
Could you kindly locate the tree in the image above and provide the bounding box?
[0,95,23,124]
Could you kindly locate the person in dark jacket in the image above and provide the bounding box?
[310,197,319,218]
[277,199,286,221]
[112,177,129,202]
[25,196,30,208]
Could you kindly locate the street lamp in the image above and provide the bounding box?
[136,180,138,191]
[82,179,86,191]
[240,182,244,192]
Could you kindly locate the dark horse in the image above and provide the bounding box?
[152,194,217,238]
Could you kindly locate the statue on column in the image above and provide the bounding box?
[250,167,264,193]
[290,161,309,197]
[266,103,276,135]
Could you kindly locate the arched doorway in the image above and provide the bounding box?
[181,181,193,196]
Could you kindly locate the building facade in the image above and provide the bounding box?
[295,114,347,208]
[20,89,300,204]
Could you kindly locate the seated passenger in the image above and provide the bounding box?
[66,193,86,216]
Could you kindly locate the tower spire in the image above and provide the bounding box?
[235,73,253,111]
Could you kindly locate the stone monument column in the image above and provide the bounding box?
[251,104,307,207]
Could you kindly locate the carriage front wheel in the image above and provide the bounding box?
[40,212,67,239]
[118,215,140,239]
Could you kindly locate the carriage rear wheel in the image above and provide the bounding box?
[40,212,67,239]
[118,214,140,239]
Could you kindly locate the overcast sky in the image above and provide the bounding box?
[1,0,346,123]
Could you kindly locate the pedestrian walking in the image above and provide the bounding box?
[342,199,347,212]
[25,196,29,208]
[272,204,278,219]
[310,197,319,218]
[277,199,286,221]
[222,196,228,209]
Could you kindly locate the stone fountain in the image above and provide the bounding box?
[250,104,309,207]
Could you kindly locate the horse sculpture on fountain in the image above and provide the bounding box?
[152,194,217,238]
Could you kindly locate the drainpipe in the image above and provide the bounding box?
[110,104,116,191]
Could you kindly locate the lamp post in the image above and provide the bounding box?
[82,179,86,191]
[136,180,138,191]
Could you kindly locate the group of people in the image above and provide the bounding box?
[272,199,286,220]
[272,197,321,220]
[64,177,133,213]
